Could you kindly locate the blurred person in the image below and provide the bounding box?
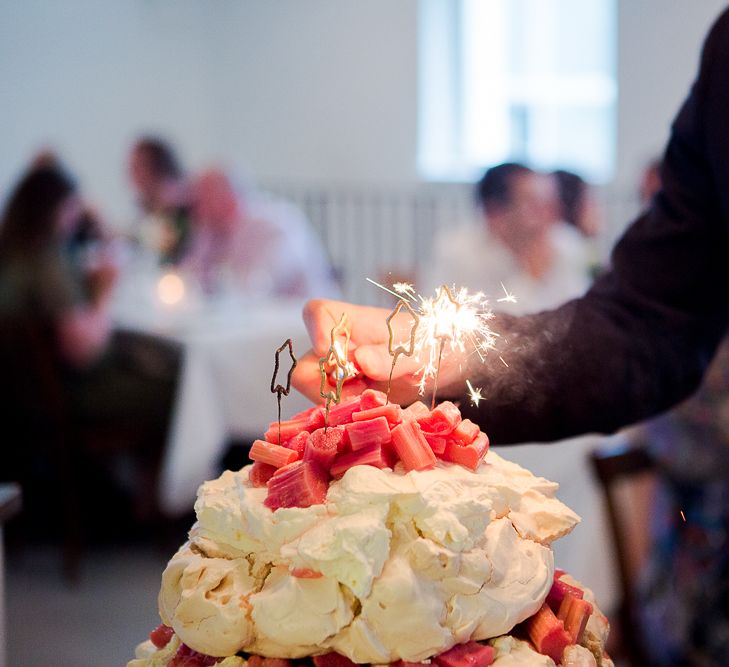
[187,168,339,299]
[128,137,338,300]
[422,162,590,314]
[128,136,193,264]
[639,157,663,210]
[553,168,605,277]
[631,337,729,665]
[294,9,729,664]
[553,169,603,239]
[0,163,180,530]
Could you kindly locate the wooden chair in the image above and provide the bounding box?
[0,319,176,581]
[590,442,657,667]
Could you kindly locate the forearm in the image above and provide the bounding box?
[460,294,716,443]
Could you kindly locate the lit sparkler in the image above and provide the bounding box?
[414,284,498,407]
[367,279,501,408]
[319,313,356,428]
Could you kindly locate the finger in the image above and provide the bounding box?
[292,350,373,404]
[291,350,324,403]
[302,299,392,354]
[354,344,423,381]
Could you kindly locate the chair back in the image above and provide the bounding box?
[590,443,655,667]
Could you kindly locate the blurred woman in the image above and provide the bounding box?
[0,165,117,366]
[0,163,180,529]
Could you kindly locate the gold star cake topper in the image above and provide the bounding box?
[385,299,420,402]
[319,313,354,427]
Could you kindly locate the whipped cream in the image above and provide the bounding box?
[159,452,580,662]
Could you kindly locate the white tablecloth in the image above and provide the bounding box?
[113,270,313,515]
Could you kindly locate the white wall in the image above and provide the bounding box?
[0,0,726,227]
[0,0,417,225]
[614,0,727,197]
[208,0,418,186]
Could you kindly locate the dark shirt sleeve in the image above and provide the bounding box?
[463,9,729,444]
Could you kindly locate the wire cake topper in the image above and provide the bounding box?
[385,299,420,402]
[318,312,354,428]
[270,338,297,445]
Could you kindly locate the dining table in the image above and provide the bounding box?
[112,263,314,516]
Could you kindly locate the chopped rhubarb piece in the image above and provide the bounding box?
[289,405,326,430]
[330,442,389,477]
[169,643,219,666]
[346,416,392,451]
[327,397,362,426]
[250,461,277,487]
[417,401,462,436]
[352,403,403,425]
[287,431,310,458]
[304,427,346,468]
[360,388,388,410]
[264,417,308,445]
[441,433,489,471]
[149,623,174,649]
[424,433,447,455]
[402,401,430,421]
[265,461,328,509]
[434,641,496,667]
[291,567,323,578]
[546,575,585,611]
[558,592,594,644]
[524,603,572,663]
[247,657,293,667]
[450,419,480,445]
[390,420,437,471]
[250,439,300,468]
[312,652,359,667]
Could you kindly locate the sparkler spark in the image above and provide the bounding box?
[414,285,498,399]
[496,282,517,304]
[366,279,502,408]
[680,510,686,522]
[392,282,416,299]
[466,379,484,407]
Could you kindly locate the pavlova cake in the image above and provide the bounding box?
[128,390,613,667]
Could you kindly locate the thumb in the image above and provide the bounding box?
[354,345,421,381]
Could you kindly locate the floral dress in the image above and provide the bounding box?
[639,339,729,666]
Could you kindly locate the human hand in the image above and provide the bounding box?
[293,299,468,407]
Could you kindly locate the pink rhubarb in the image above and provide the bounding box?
[250,439,300,468]
[352,403,403,425]
[390,420,437,471]
[524,603,572,663]
[346,416,392,451]
[330,442,390,478]
[434,641,496,667]
[558,592,594,644]
[264,460,328,509]
[441,432,489,471]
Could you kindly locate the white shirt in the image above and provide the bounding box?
[421,221,590,313]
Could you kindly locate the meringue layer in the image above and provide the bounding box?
[158,451,580,662]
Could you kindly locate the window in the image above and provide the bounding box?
[418,0,617,183]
